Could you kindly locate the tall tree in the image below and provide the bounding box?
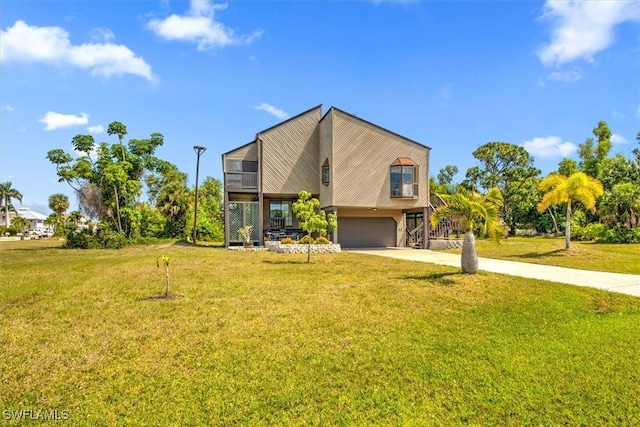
[48,193,70,231]
[49,193,69,233]
[537,172,604,250]
[47,121,167,238]
[151,163,191,238]
[437,165,459,185]
[0,182,23,227]
[558,158,578,177]
[578,121,612,177]
[464,142,540,235]
[430,185,504,274]
[187,177,224,241]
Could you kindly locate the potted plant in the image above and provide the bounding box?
[238,225,254,248]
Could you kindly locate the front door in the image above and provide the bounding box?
[406,212,424,245]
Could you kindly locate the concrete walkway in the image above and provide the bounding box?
[351,248,640,298]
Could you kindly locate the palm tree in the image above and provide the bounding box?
[0,182,23,227]
[431,185,504,274]
[48,193,70,230]
[537,172,604,250]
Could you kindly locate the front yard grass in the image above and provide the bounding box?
[1,239,639,425]
[443,237,640,275]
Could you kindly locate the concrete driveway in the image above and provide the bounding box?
[350,248,640,298]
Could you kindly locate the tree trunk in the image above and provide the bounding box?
[547,208,559,235]
[4,204,9,227]
[565,200,571,250]
[307,242,311,263]
[113,185,122,233]
[461,230,479,274]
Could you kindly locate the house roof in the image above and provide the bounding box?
[221,140,256,157]
[322,106,431,151]
[17,208,48,220]
[256,104,323,137]
[224,104,431,155]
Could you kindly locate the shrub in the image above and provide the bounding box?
[280,237,295,244]
[314,236,330,244]
[603,226,640,244]
[64,230,100,249]
[298,235,313,244]
[572,223,609,241]
[64,226,127,249]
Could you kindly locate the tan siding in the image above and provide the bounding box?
[261,107,321,195]
[318,110,334,207]
[223,142,257,171]
[332,110,429,209]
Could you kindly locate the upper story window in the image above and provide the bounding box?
[390,158,418,198]
[322,158,330,185]
[227,159,242,172]
[226,159,257,173]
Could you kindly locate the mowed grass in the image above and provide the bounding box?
[2,239,640,425]
[443,237,640,275]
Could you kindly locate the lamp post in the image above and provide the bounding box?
[192,145,207,244]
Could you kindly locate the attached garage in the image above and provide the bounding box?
[338,217,397,248]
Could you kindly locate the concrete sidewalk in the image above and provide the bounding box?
[351,248,640,298]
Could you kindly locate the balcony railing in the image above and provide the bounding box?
[225,172,257,190]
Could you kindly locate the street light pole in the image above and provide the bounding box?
[192,145,207,244]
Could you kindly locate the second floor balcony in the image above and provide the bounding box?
[225,172,258,190]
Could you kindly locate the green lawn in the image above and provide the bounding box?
[443,237,640,275]
[2,239,640,425]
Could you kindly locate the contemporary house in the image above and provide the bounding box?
[222,105,431,248]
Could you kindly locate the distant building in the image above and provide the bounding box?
[1,208,53,234]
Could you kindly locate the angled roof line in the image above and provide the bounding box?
[256,104,323,137]
[221,140,256,157]
[327,106,431,150]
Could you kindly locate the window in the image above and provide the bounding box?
[269,201,293,227]
[322,158,330,185]
[226,159,258,173]
[390,158,418,198]
[226,159,242,172]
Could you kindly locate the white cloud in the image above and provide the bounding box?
[523,136,578,159]
[252,103,289,120]
[89,28,115,43]
[538,1,640,66]
[39,112,89,131]
[87,125,104,134]
[1,104,14,112]
[147,0,262,50]
[611,134,627,145]
[0,20,156,81]
[547,68,582,83]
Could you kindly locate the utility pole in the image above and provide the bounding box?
[192,145,207,244]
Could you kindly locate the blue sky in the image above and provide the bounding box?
[1,0,639,214]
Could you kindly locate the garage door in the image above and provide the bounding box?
[338,217,397,248]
